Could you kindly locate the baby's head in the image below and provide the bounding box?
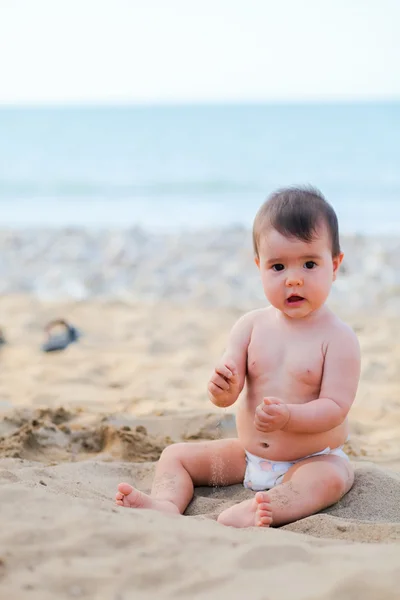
[253,186,343,318]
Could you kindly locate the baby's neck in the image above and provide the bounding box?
[276,304,330,325]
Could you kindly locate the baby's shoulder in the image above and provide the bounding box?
[326,312,358,336]
[323,312,360,352]
[240,306,274,327]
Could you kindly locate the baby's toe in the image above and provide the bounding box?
[118,482,133,495]
[258,514,273,526]
[255,491,270,504]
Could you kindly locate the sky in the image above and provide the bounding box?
[0,0,399,104]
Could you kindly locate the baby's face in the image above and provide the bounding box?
[255,225,343,319]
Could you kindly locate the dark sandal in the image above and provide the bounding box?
[41,319,80,352]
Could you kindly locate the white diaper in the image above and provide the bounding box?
[244,446,349,491]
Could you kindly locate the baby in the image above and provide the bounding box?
[116,186,360,528]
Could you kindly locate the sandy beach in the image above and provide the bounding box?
[1,228,400,599]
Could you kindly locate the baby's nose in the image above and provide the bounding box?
[285,272,303,286]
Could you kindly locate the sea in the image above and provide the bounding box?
[0,103,399,234]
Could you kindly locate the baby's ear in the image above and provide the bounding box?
[332,252,344,280]
[254,256,260,269]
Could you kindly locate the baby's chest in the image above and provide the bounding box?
[247,335,325,387]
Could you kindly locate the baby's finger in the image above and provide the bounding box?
[215,364,233,381]
[264,404,280,415]
[224,360,237,377]
[255,404,268,418]
[260,404,277,417]
[262,397,272,407]
[255,418,276,430]
[210,373,230,390]
[208,381,225,396]
[264,396,282,405]
[254,420,273,432]
[255,408,274,423]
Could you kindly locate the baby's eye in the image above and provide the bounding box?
[304,261,317,270]
[272,263,285,272]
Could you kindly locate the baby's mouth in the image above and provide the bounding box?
[287,295,305,304]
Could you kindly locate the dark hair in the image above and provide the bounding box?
[252,186,341,257]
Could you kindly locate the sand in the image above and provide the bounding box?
[0,292,400,599]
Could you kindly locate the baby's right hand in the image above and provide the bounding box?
[207,360,240,407]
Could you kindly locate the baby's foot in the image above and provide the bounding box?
[115,483,179,515]
[217,491,273,528]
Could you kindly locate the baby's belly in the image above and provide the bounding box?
[236,404,349,462]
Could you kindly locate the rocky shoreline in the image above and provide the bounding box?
[0,227,399,311]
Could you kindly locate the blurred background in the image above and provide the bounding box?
[0,0,399,304]
[0,1,399,312]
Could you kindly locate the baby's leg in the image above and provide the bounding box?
[217,454,353,528]
[116,438,246,515]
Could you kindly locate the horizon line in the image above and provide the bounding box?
[0,97,399,108]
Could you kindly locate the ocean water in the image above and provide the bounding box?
[0,103,399,234]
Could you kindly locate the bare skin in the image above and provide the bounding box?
[116,226,360,528]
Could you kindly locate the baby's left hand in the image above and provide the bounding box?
[254,397,290,432]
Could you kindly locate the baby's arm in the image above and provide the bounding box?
[208,313,253,408]
[283,325,361,433]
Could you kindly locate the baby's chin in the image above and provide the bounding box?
[286,302,330,320]
[280,300,318,319]
[282,309,312,319]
